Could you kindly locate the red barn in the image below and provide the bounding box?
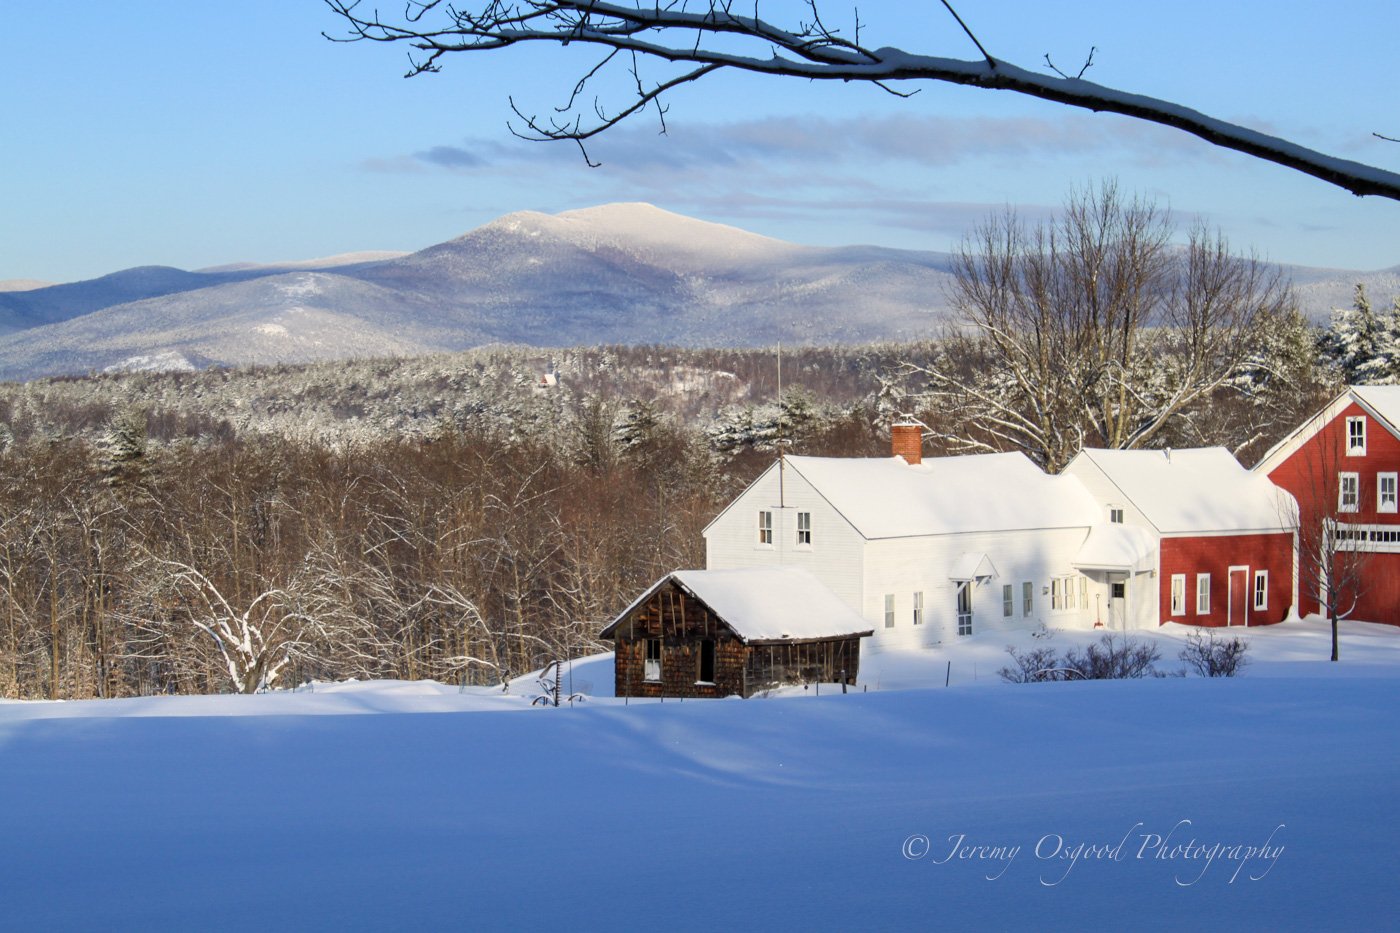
[1064,448,1296,627]
[1254,386,1400,625]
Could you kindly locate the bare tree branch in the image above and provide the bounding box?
[322,0,1400,200]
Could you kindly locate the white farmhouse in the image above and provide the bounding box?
[703,425,1122,647]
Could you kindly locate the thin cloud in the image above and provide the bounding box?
[367,110,1218,179]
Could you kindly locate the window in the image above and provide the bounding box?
[1196,573,1211,615]
[1347,416,1367,455]
[1339,473,1360,513]
[1170,575,1186,616]
[1111,582,1126,600]
[1051,575,1079,611]
[1022,581,1034,617]
[796,511,812,545]
[1253,570,1268,611]
[884,593,895,629]
[697,639,716,683]
[956,583,973,636]
[758,510,773,545]
[912,591,924,626]
[1002,584,1014,618]
[1380,473,1398,513]
[644,638,662,682]
[1109,507,1125,524]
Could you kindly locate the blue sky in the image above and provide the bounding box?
[3,1,1397,284]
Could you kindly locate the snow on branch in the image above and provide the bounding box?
[323,0,1400,201]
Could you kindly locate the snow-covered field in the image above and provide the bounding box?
[2,619,1397,930]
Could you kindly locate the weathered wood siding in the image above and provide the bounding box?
[614,580,745,698]
[742,637,862,694]
[612,579,865,698]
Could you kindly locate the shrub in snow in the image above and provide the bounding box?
[1000,634,1165,683]
[997,645,1063,683]
[1063,635,1164,680]
[1179,630,1250,677]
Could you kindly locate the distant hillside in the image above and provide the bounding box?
[0,202,1390,381]
[0,204,955,380]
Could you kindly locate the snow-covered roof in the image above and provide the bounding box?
[1351,385,1400,433]
[602,568,873,644]
[948,552,998,581]
[783,452,1101,539]
[1069,448,1292,535]
[1072,524,1157,574]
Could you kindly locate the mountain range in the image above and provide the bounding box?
[0,202,1394,382]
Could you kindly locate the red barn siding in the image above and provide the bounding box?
[1158,533,1293,626]
[1266,399,1400,624]
[1348,552,1400,623]
[1268,401,1400,525]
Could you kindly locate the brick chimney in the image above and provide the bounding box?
[891,422,923,465]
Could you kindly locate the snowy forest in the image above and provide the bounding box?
[0,279,1394,699]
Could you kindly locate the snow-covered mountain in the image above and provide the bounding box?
[0,202,1390,381]
[0,204,956,380]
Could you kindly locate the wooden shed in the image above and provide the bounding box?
[601,567,873,699]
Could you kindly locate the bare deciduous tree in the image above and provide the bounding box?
[906,182,1289,471]
[1285,440,1373,662]
[323,0,1400,200]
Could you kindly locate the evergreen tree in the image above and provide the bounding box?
[1319,283,1400,384]
[100,408,149,488]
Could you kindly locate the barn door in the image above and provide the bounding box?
[1227,567,1249,627]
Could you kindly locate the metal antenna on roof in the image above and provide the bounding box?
[777,340,786,511]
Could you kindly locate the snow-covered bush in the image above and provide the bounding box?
[1179,630,1249,677]
[1000,634,1164,683]
[997,645,1062,683]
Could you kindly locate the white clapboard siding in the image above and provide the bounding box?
[703,460,867,612]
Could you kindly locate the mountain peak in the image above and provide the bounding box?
[471,201,797,269]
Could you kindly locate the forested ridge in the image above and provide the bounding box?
[0,300,1386,698]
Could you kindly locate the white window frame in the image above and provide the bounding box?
[1380,473,1398,514]
[884,593,895,629]
[1339,473,1360,513]
[1347,416,1367,456]
[1002,584,1013,618]
[1170,574,1186,616]
[1078,576,1088,611]
[1253,570,1269,611]
[1051,578,1062,611]
[1109,506,1125,524]
[912,591,924,626]
[643,638,662,682]
[795,510,812,546]
[1196,573,1211,615]
[1022,581,1034,617]
[758,510,773,545]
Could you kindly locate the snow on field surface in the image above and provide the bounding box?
[1,619,1398,930]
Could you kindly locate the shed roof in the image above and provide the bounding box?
[1069,447,1292,535]
[601,567,874,644]
[782,452,1101,539]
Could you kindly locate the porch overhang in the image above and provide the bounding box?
[949,551,999,583]
[1071,524,1157,575]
